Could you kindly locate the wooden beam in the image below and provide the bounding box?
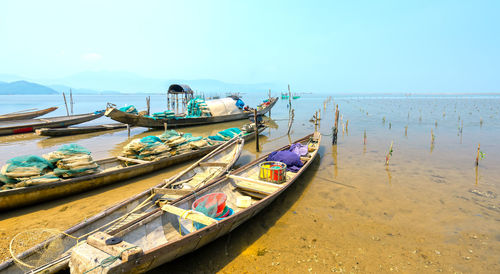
[227,174,283,188]
[152,188,194,196]
[117,156,149,164]
[87,231,143,262]
[198,162,228,167]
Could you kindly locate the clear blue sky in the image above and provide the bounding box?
[0,0,499,93]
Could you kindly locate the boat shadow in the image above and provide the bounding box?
[152,148,323,273]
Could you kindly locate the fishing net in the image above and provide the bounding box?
[122,136,171,160]
[151,110,175,119]
[0,155,54,185]
[9,228,78,272]
[158,130,181,142]
[44,144,99,178]
[118,105,138,114]
[43,144,91,165]
[186,98,211,117]
[208,127,242,141]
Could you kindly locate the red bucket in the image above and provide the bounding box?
[192,193,227,217]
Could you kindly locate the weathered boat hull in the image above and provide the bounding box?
[68,133,321,273]
[0,137,246,274]
[35,123,127,137]
[105,97,278,128]
[0,128,264,211]
[0,107,58,121]
[0,111,105,136]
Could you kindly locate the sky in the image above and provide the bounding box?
[0,0,499,93]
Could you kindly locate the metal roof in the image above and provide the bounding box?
[168,84,193,94]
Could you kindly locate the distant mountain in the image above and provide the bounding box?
[46,71,281,94]
[0,71,283,94]
[0,81,59,95]
[49,84,121,95]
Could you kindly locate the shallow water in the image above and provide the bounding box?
[0,94,499,273]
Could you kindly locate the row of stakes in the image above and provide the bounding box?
[325,100,486,168]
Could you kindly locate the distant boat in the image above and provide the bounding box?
[0,107,58,122]
[105,97,277,129]
[0,111,104,136]
[281,92,289,99]
[292,93,301,99]
[35,123,127,137]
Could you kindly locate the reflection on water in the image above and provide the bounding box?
[0,94,499,272]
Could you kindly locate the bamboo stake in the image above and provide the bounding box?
[69,89,74,115]
[385,141,394,166]
[332,104,339,145]
[254,109,260,152]
[127,125,130,137]
[475,143,480,166]
[146,96,151,116]
[268,89,271,118]
[288,84,292,115]
[363,130,366,145]
[62,92,69,116]
[287,109,294,135]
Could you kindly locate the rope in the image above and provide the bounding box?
[83,246,139,274]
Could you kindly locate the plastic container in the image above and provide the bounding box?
[236,196,252,208]
[192,192,227,217]
[258,161,287,183]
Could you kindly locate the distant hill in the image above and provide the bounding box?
[49,85,121,95]
[0,81,59,95]
[0,71,283,94]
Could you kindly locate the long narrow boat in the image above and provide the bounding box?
[0,137,246,274]
[105,97,278,129]
[0,127,265,211]
[0,111,105,136]
[35,123,127,137]
[67,132,320,273]
[0,107,58,122]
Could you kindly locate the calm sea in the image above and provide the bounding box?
[0,93,499,272]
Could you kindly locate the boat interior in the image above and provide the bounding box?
[68,133,319,272]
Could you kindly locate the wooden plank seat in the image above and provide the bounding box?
[87,232,143,262]
[227,174,282,195]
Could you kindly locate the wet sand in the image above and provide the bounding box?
[0,95,499,273]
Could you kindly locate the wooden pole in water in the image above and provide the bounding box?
[62,92,69,116]
[146,96,151,116]
[254,108,260,152]
[475,143,480,166]
[164,123,168,132]
[268,89,272,118]
[332,104,339,145]
[127,124,130,137]
[363,130,366,145]
[69,89,74,115]
[287,109,294,135]
[385,141,394,166]
[288,84,292,115]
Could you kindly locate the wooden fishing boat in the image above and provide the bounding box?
[0,137,246,274]
[0,127,265,211]
[67,132,320,273]
[0,107,58,122]
[0,132,319,274]
[105,97,278,129]
[35,123,127,137]
[0,111,105,136]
